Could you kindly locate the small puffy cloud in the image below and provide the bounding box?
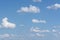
[30,27,50,33]
[1,17,16,28]
[33,0,41,2]
[52,29,57,32]
[32,19,46,23]
[17,5,40,13]
[47,3,60,9]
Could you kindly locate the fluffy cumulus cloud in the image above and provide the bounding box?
[33,0,41,2]
[17,5,40,13]
[0,17,16,28]
[32,19,46,23]
[47,3,60,9]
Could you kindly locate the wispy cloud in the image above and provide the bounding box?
[30,27,40,32]
[36,33,45,37]
[19,24,24,27]
[30,27,50,33]
[0,34,15,38]
[47,3,60,9]
[33,0,41,2]
[17,5,40,13]
[0,34,10,38]
[0,17,16,29]
[30,27,49,37]
[32,19,46,23]
[0,34,23,40]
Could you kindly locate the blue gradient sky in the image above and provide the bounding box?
[0,0,60,40]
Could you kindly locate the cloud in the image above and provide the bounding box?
[30,27,60,38]
[0,34,10,38]
[0,34,19,40]
[32,19,46,23]
[36,33,44,37]
[30,27,50,33]
[52,29,57,32]
[0,25,1,27]
[33,0,41,2]
[17,5,40,13]
[0,34,26,40]
[47,3,60,9]
[0,34,14,38]
[1,17,16,28]
[30,27,47,37]
[31,27,40,32]
[53,26,60,29]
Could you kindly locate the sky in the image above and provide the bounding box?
[0,0,60,40]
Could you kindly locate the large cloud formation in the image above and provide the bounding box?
[17,5,40,13]
[1,17,16,28]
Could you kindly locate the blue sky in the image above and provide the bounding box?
[0,0,60,40]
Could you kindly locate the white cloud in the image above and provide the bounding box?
[52,29,57,32]
[17,5,40,13]
[47,3,60,9]
[0,34,10,38]
[36,33,44,37]
[31,27,40,32]
[30,27,50,33]
[33,0,41,2]
[30,27,46,37]
[0,34,15,38]
[32,19,46,23]
[0,25,1,27]
[1,17,16,28]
